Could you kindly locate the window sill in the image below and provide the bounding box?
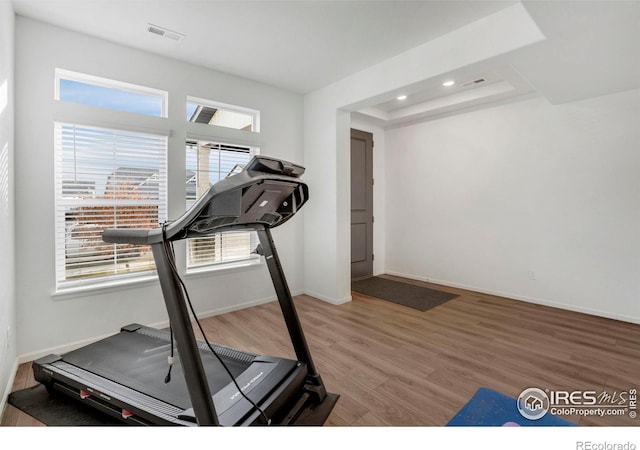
[184,257,263,279]
[51,274,159,300]
[50,259,263,300]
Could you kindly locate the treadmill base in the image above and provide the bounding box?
[291,392,339,426]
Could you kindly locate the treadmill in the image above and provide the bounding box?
[33,155,338,426]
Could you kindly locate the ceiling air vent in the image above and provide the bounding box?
[147,24,185,41]
[461,78,486,87]
[460,78,487,87]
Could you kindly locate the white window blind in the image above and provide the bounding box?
[55,123,168,288]
[185,141,257,270]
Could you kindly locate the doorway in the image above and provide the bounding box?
[350,128,374,281]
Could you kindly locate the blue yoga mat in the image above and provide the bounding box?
[446,387,575,426]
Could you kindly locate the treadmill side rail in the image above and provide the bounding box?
[33,358,193,426]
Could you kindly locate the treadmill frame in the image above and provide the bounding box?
[35,156,337,426]
[152,226,328,425]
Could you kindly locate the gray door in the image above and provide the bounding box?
[351,128,374,281]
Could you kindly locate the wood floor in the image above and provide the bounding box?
[2,274,639,427]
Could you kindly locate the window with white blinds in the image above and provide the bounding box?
[54,123,168,288]
[185,140,258,270]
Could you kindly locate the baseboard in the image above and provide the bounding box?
[0,357,19,421]
[182,292,301,325]
[19,290,307,364]
[303,289,352,305]
[385,270,640,325]
[385,270,429,283]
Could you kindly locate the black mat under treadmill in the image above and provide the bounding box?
[33,324,306,425]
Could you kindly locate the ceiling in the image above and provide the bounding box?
[11,0,515,94]
[11,0,640,126]
[354,65,537,127]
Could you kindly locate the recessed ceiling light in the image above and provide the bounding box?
[397,95,407,100]
[442,80,455,87]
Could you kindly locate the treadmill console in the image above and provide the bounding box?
[102,155,309,244]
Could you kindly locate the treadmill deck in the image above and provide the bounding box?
[34,324,306,425]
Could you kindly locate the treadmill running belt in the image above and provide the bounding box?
[63,330,250,410]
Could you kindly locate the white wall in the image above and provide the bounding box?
[303,4,544,303]
[14,17,305,359]
[385,90,640,324]
[0,0,17,413]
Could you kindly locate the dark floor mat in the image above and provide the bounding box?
[352,276,458,311]
[8,384,123,426]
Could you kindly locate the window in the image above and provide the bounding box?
[185,140,258,270]
[187,96,259,132]
[55,123,168,289]
[51,70,265,291]
[56,69,167,118]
